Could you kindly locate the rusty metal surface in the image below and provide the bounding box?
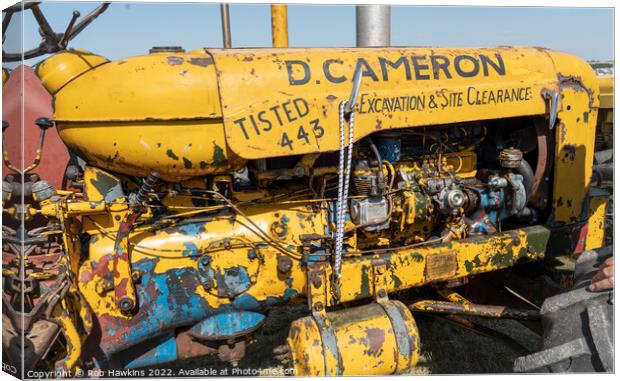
[2,66,68,189]
[286,300,419,375]
[528,118,553,208]
[271,5,288,48]
[547,54,600,224]
[410,300,540,320]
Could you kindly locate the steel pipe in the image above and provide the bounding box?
[356,5,391,47]
[220,3,232,48]
[271,4,289,48]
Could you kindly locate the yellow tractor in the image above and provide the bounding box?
[2,3,611,376]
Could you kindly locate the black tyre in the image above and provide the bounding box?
[514,247,613,373]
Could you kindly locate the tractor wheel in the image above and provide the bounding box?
[513,247,613,373]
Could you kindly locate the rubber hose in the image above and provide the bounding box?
[517,160,534,196]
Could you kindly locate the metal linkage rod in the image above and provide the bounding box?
[410,300,540,320]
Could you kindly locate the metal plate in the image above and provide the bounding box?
[425,251,457,280]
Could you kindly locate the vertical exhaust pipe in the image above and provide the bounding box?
[356,5,391,47]
[271,4,289,48]
[220,3,232,48]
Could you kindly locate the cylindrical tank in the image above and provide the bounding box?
[36,49,244,182]
[286,300,419,375]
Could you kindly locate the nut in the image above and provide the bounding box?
[277,256,293,273]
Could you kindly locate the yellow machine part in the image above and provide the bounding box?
[597,74,613,109]
[210,47,558,159]
[36,49,109,94]
[37,50,244,181]
[286,301,419,376]
[58,119,245,181]
[584,189,608,251]
[545,51,599,224]
[40,46,596,182]
[595,74,613,150]
[2,68,8,86]
[271,4,289,48]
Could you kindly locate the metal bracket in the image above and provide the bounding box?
[306,261,343,375]
[372,258,389,303]
[541,89,560,130]
[307,262,329,314]
[344,67,363,115]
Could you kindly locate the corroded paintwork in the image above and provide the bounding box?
[546,51,600,224]
[211,47,555,159]
[39,46,571,180]
[286,301,419,375]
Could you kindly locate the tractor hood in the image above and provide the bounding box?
[39,46,599,181]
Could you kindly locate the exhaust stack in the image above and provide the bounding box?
[356,5,391,47]
[271,4,289,48]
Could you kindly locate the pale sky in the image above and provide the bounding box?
[2,1,615,69]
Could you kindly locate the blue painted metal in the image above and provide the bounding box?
[197,259,253,297]
[188,311,266,340]
[122,332,178,369]
[466,186,507,235]
[95,256,296,356]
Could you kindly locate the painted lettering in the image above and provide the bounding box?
[379,56,411,81]
[285,60,311,85]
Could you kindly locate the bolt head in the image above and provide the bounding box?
[118,297,135,313]
[312,277,322,288]
[446,189,465,209]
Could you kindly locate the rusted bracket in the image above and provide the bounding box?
[311,309,343,375]
[372,258,389,303]
[307,262,330,314]
[112,211,142,314]
[434,286,469,304]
